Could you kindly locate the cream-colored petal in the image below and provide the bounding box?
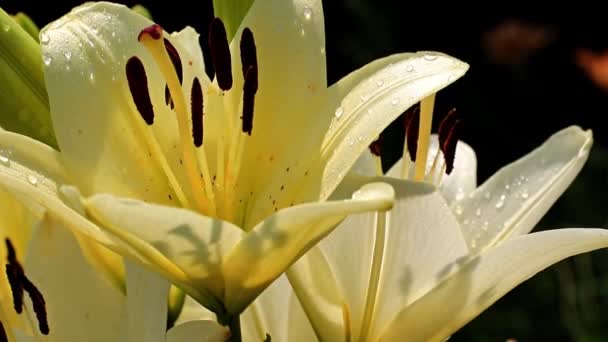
[223,182,395,315]
[380,228,608,342]
[241,275,314,342]
[41,2,185,204]
[454,126,592,253]
[290,178,469,341]
[226,0,328,226]
[317,52,469,201]
[166,320,230,342]
[23,216,126,341]
[85,193,244,312]
[124,260,169,342]
[386,136,477,204]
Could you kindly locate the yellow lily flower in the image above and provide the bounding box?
[283,107,608,341]
[0,0,468,329]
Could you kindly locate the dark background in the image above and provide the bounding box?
[4,1,608,340]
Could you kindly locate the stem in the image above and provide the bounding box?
[224,315,242,342]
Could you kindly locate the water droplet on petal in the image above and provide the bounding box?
[482,221,489,231]
[0,154,9,166]
[504,184,510,190]
[334,106,344,119]
[455,205,463,216]
[521,190,529,199]
[303,6,313,20]
[376,79,384,87]
[27,174,38,186]
[406,64,414,72]
[64,51,72,60]
[2,24,10,32]
[89,72,95,83]
[424,54,438,61]
[40,33,50,44]
[495,194,506,209]
[43,55,52,66]
[475,208,482,217]
[391,97,400,106]
[111,31,117,38]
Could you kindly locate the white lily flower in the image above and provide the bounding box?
[285,104,608,341]
[0,0,469,330]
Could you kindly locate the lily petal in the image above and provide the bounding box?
[124,261,168,342]
[455,126,592,253]
[380,228,608,342]
[386,136,478,204]
[289,178,469,341]
[24,216,126,341]
[223,182,395,314]
[166,320,229,342]
[317,53,469,201]
[85,193,244,312]
[41,2,184,204]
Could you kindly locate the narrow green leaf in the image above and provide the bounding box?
[0,8,57,148]
[12,12,39,42]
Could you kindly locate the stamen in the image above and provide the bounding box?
[139,24,214,215]
[438,108,458,144]
[165,84,174,109]
[5,239,23,313]
[191,77,204,147]
[405,107,420,162]
[126,57,154,125]
[0,320,7,342]
[441,119,461,175]
[240,28,258,91]
[209,18,233,91]
[369,136,383,176]
[163,38,183,84]
[400,105,419,179]
[22,277,49,335]
[414,94,436,181]
[242,66,257,135]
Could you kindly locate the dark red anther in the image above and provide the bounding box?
[441,119,461,175]
[404,106,420,161]
[242,66,257,135]
[209,18,233,91]
[22,277,49,335]
[369,135,382,156]
[138,24,163,41]
[5,239,23,313]
[240,28,258,92]
[191,77,204,147]
[165,84,174,109]
[0,320,7,342]
[438,108,458,147]
[126,57,155,125]
[164,38,183,84]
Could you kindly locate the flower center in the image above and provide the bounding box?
[125,21,259,227]
[4,238,49,335]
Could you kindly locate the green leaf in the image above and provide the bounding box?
[131,4,153,20]
[12,13,39,42]
[212,0,254,40]
[0,8,57,148]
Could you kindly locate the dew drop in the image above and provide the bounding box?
[89,72,96,82]
[111,31,117,38]
[300,28,305,36]
[303,6,313,20]
[40,33,50,44]
[406,64,414,72]
[0,154,9,166]
[424,54,438,61]
[2,24,10,32]
[470,240,477,249]
[495,194,506,209]
[64,51,72,60]
[334,106,344,119]
[504,184,510,190]
[42,55,52,66]
[482,221,489,231]
[475,208,482,217]
[391,97,400,106]
[27,174,38,186]
[455,205,463,216]
[521,190,529,199]
[376,79,384,87]
[455,191,465,201]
